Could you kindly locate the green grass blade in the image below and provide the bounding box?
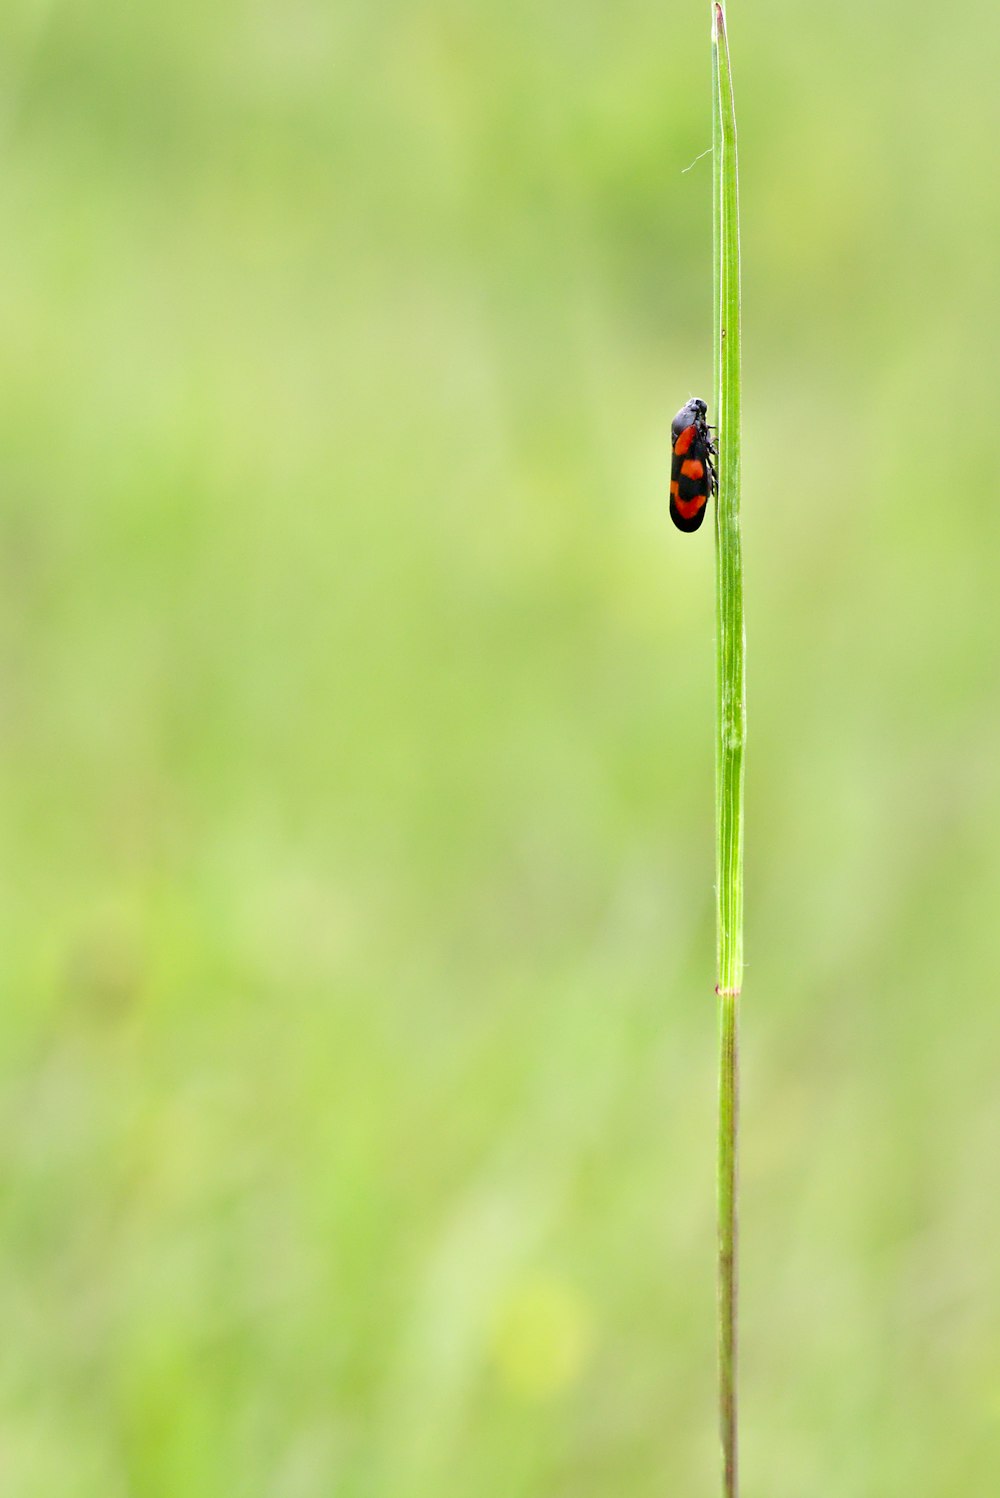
[711,4,744,1497]
[713,2,745,1001]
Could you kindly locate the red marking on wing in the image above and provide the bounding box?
[673,494,705,521]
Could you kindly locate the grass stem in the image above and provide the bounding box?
[711,4,745,1495]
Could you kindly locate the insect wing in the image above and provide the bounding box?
[669,421,711,532]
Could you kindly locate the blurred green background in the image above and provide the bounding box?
[2,0,1000,1493]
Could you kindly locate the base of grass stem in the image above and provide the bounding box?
[717,988,739,1497]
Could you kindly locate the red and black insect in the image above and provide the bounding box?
[669,397,717,532]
